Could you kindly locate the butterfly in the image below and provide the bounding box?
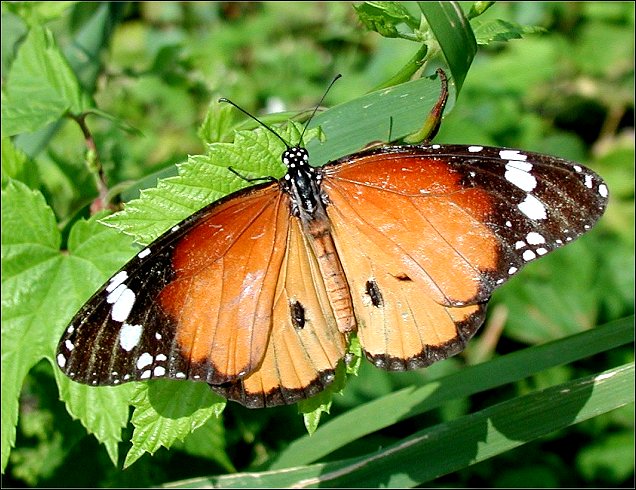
[56,74,609,408]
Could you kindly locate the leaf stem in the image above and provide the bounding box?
[72,113,112,214]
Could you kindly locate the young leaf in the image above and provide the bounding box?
[472,19,545,45]
[100,126,293,245]
[354,2,419,38]
[1,25,92,136]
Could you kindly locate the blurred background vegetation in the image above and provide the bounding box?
[2,2,633,487]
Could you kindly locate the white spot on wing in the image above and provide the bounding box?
[468,146,483,152]
[155,354,167,362]
[138,248,151,259]
[499,150,527,161]
[140,370,152,379]
[505,162,536,192]
[522,250,537,261]
[110,287,136,322]
[508,266,518,275]
[57,353,66,368]
[599,183,608,198]
[136,352,153,370]
[154,366,166,377]
[106,271,129,293]
[526,232,545,245]
[176,372,186,379]
[518,194,547,220]
[120,323,143,351]
[65,339,74,351]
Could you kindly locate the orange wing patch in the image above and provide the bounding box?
[323,153,496,367]
[324,153,499,306]
[159,185,289,384]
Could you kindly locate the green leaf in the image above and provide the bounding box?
[495,238,605,344]
[166,362,634,487]
[53,376,135,466]
[471,19,546,45]
[1,136,40,188]
[354,2,419,38]
[308,75,453,165]
[576,431,635,483]
[124,381,226,468]
[419,2,477,92]
[2,180,61,471]
[172,417,236,473]
[1,25,92,136]
[1,181,140,471]
[101,125,298,244]
[466,1,496,20]
[270,318,633,469]
[197,100,238,145]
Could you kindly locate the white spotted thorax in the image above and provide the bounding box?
[281,146,326,218]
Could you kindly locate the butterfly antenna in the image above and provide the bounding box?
[218,97,291,149]
[298,73,342,145]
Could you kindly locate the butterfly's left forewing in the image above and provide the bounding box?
[57,182,290,387]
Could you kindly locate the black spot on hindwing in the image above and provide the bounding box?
[290,300,306,329]
[365,279,384,308]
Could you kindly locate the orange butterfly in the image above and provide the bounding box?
[57,73,608,407]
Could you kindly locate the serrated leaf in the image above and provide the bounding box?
[53,375,135,466]
[1,136,39,188]
[472,19,545,45]
[52,217,139,465]
[2,180,61,471]
[124,380,226,468]
[1,24,92,136]
[1,182,139,471]
[101,124,310,245]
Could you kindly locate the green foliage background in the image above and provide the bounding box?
[1,2,633,487]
